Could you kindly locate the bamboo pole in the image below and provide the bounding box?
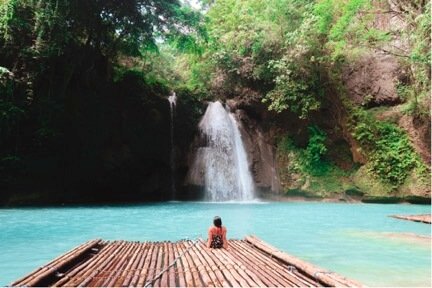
[184,241,206,287]
[60,242,109,286]
[87,241,131,287]
[230,241,294,287]
[226,241,279,287]
[200,242,240,287]
[23,239,102,287]
[11,239,101,286]
[115,242,142,287]
[129,242,150,287]
[390,214,431,224]
[245,235,363,287]
[153,242,165,287]
[217,241,265,287]
[173,242,186,287]
[249,237,359,287]
[234,240,311,286]
[159,242,170,287]
[121,242,148,287]
[182,241,214,287]
[142,241,160,286]
[177,241,196,287]
[213,243,256,287]
[109,242,140,287]
[137,242,156,287]
[196,241,228,287]
[189,241,220,287]
[79,241,131,287]
[100,241,137,287]
[167,242,176,287]
[52,240,114,286]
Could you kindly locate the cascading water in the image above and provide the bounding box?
[197,101,255,201]
[168,92,177,198]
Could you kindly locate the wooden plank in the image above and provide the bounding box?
[242,238,341,286]
[115,242,142,287]
[111,242,137,287]
[137,242,156,287]
[13,239,102,287]
[200,242,240,287]
[198,240,226,287]
[167,242,176,287]
[227,241,279,287]
[217,242,263,287]
[86,241,131,287]
[183,241,214,287]
[390,214,431,224]
[177,241,196,287]
[153,242,165,287]
[245,236,362,287]
[189,241,220,287]
[111,242,140,287]
[12,239,100,286]
[129,242,150,287]
[159,242,170,287]
[224,243,274,287]
[183,241,205,287]
[173,242,186,287]
[229,241,289,287]
[100,242,137,287]
[52,241,115,286]
[122,242,148,287]
[142,241,160,287]
[234,241,310,287]
[212,245,253,287]
[68,241,129,287]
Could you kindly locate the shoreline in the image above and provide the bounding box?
[260,193,431,205]
[1,193,430,208]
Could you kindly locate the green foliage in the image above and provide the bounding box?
[304,126,327,165]
[314,0,334,34]
[278,127,352,196]
[0,66,24,141]
[350,108,426,187]
[404,2,431,119]
[279,126,330,176]
[0,0,203,194]
[328,0,368,41]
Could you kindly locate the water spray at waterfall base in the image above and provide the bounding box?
[192,101,256,201]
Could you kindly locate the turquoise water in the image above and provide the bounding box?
[0,202,430,286]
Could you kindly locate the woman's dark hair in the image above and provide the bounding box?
[213,216,222,228]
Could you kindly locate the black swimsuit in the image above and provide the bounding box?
[210,227,223,249]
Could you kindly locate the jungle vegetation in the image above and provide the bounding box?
[0,0,430,203]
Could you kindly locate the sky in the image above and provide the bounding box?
[181,0,203,10]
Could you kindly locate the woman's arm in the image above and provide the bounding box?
[207,228,212,248]
[223,227,228,249]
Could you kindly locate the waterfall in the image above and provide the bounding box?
[196,101,255,201]
[168,92,177,198]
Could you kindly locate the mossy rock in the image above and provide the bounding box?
[344,187,364,197]
[285,189,322,198]
[398,170,430,196]
[361,196,402,204]
[403,196,431,205]
[352,165,393,196]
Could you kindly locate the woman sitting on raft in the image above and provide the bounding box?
[207,216,228,249]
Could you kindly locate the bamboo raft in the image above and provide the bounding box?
[11,236,362,287]
[390,214,431,224]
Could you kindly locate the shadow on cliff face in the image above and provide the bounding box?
[2,69,202,205]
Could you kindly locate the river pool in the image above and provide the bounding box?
[0,202,430,286]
